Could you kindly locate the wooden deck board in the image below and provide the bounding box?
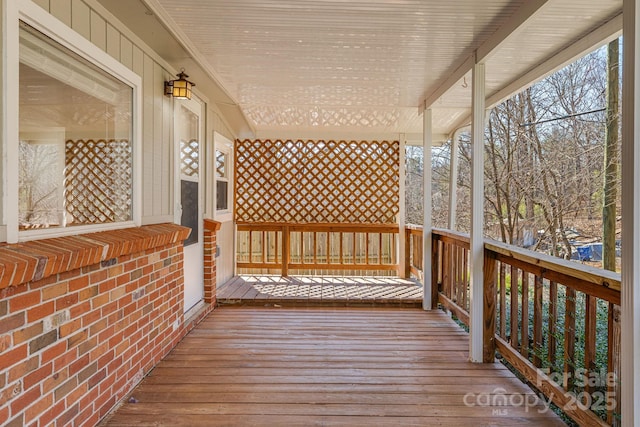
[217,275,423,307]
[101,307,565,426]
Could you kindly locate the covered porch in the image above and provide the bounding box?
[2,0,639,426]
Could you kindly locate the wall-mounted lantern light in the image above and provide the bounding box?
[165,69,195,100]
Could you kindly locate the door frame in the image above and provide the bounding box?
[174,95,205,313]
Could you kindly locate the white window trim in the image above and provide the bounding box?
[214,132,234,223]
[4,0,142,243]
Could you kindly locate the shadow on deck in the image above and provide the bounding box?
[217,274,424,308]
[101,307,565,426]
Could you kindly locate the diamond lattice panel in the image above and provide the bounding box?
[65,139,132,225]
[180,139,199,177]
[235,139,399,224]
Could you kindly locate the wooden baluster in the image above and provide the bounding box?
[282,226,290,277]
[483,252,497,363]
[274,231,282,268]
[533,275,543,367]
[564,287,576,390]
[499,263,506,338]
[548,281,557,367]
[451,245,458,303]
[365,232,369,265]
[339,231,344,265]
[510,265,519,351]
[431,237,439,309]
[378,232,383,266]
[456,246,462,305]
[404,229,412,277]
[313,231,317,266]
[607,303,621,426]
[249,230,253,264]
[462,247,469,311]
[352,232,356,265]
[521,270,529,359]
[442,243,451,300]
[584,294,597,399]
[262,231,267,264]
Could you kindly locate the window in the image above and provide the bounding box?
[18,23,133,230]
[215,150,229,211]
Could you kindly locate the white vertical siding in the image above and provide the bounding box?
[89,10,105,51]
[106,23,120,59]
[49,0,70,26]
[216,221,235,286]
[70,0,90,39]
[31,0,49,11]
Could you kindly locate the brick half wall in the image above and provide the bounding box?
[0,223,217,426]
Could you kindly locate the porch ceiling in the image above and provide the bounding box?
[141,0,621,144]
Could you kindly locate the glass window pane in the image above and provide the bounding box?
[19,23,133,229]
[216,150,227,178]
[216,181,228,211]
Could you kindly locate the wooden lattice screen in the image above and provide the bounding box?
[65,139,132,225]
[235,139,400,224]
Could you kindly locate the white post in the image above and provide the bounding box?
[3,0,18,243]
[422,109,433,310]
[469,59,486,363]
[448,129,460,230]
[621,1,640,425]
[398,133,407,278]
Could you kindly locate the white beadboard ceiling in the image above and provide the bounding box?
[139,0,621,143]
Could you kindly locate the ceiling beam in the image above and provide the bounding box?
[421,55,474,113]
[448,13,622,134]
[476,0,550,63]
[422,0,552,111]
[486,13,622,108]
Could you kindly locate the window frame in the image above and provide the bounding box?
[4,1,142,242]
[213,132,233,223]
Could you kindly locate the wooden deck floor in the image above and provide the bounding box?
[101,307,565,426]
[217,275,423,307]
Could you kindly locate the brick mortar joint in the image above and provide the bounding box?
[0,223,191,292]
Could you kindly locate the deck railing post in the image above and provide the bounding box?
[404,227,412,278]
[482,251,497,363]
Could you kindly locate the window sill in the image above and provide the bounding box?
[0,223,190,291]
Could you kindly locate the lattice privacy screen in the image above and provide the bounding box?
[65,139,132,225]
[235,139,400,224]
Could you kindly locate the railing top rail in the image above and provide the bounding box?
[432,228,471,244]
[485,238,621,293]
[237,222,399,233]
[405,223,424,231]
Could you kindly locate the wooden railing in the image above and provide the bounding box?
[408,226,621,427]
[237,222,399,276]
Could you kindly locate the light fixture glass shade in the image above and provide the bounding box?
[165,70,195,100]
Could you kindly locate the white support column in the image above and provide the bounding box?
[398,134,407,278]
[448,129,460,230]
[422,109,433,310]
[469,60,486,363]
[3,0,18,243]
[621,1,640,425]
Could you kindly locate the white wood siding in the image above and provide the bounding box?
[30,0,235,224]
[216,221,235,286]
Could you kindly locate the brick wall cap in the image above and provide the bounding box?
[203,219,222,232]
[0,224,191,291]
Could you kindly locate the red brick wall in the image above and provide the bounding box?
[0,224,216,427]
[203,219,222,306]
